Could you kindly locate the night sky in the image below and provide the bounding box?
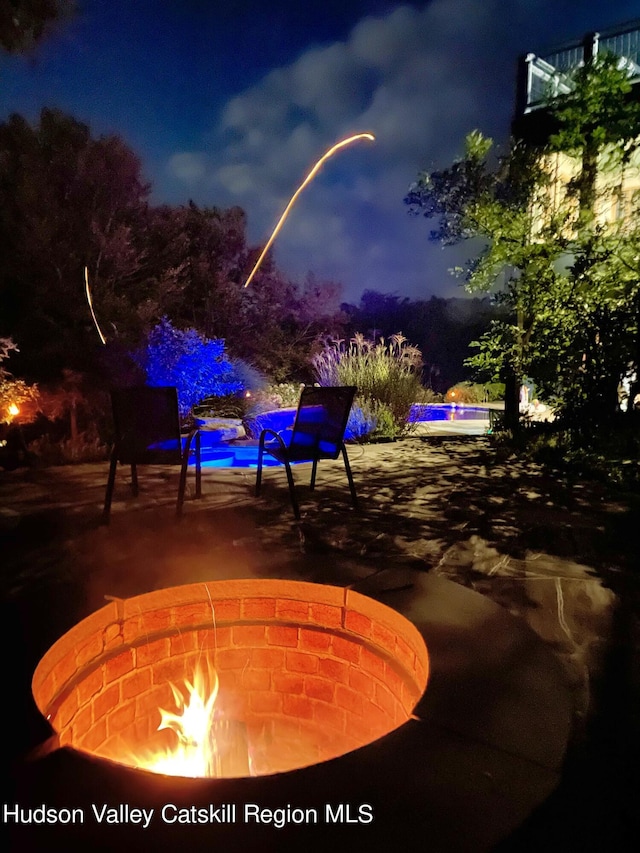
[1,0,638,302]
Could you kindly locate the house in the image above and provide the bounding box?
[512,20,640,233]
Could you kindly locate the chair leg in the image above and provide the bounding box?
[341,444,358,508]
[177,452,189,518]
[130,463,139,496]
[176,430,203,518]
[283,459,300,520]
[102,450,118,524]
[310,458,318,491]
[195,431,202,498]
[255,436,265,496]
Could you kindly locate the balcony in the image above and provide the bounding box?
[519,20,640,115]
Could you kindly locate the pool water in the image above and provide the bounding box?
[196,404,490,469]
[409,404,490,422]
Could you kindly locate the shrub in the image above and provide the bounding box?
[346,398,400,441]
[313,333,424,438]
[0,337,39,424]
[132,318,243,417]
[445,382,484,404]
[193,392,251,420]
[345,400,378,441]
[247,383,305,413]
[482,381,505,402]
[414,386,444,404]
[445,381,505,404]
[27,426,108,465]
[228,359,267,394]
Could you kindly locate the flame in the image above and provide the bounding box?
[134,664,223,778]
[8,403,19,418]
[243,132,375,288]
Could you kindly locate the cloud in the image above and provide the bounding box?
[165,0,600,301]
[167,152,207,183]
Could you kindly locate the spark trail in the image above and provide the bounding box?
[243,132,375,289]
[85,266,107,345]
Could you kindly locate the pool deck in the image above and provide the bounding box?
[416,402,502,436]
[413,417,490,437]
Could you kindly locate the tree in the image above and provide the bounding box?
[406,130,568,427]
[0,336,38,422]
[547,53,640,221]
[0,0,75,54]
[132,318,242,417]
[0,109,347,389]
[340,289,502,393]
[406,55,640,432]
[138,204,345,381]
[543,53,640,422]
[0,109,151,378]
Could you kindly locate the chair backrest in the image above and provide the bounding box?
[289,386,357,459]
[110,386,183,465]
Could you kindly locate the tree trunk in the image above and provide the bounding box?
[70,400,78,443]
[626,300,640,419]
[580,142,599,221]
[503,367,521,431]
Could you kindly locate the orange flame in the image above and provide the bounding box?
[243,132,375,288]
[133,664,222,778]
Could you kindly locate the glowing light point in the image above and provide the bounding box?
[243,132,375,288]
[8,403,19,418]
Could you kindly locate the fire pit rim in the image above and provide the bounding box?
[31,579,430,778]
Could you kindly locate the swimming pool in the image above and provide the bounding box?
[408,404,490,422]
[195,404,491,468]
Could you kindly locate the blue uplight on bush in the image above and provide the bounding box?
[134,318,243,416]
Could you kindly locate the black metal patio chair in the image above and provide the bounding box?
[102,386,201,523]
[255,385,358,520]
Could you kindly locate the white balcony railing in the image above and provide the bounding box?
[523,22,640,113]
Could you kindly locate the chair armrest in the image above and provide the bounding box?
[259,428,287,452]
[181,427,201,454]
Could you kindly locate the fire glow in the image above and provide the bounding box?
[32,580,428,780]
[133,663,224,778]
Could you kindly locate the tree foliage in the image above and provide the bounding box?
[340,289,502,393]
[0,336,38,423]
[0,0,75,53]
[406,53,640,432]
[547,52,640,219]
[132,318,242,417]
[0,109,151,378]
[0,109,346,389]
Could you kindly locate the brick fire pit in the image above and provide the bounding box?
[32,580,429,778]
[13,575,571,852]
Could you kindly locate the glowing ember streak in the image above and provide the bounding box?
[84,266,107,345]
[243,132,375,288]
[135,664,221,778]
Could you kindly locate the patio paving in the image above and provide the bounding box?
[1,433,638,850]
